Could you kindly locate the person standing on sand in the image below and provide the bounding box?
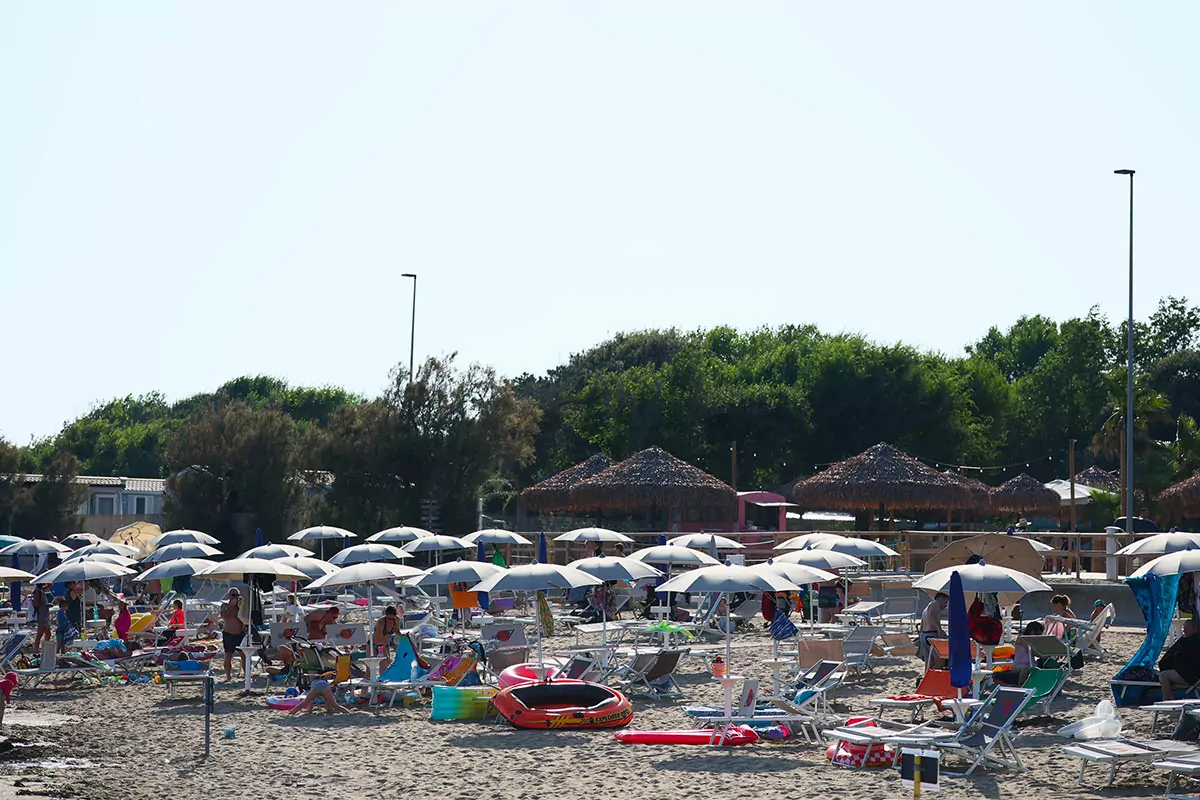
[220,589,246,682]
[32,584,52,653]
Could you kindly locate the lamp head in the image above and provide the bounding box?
[401,273,417,278]
[1114,169,1135,175]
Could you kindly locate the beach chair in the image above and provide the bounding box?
[0,631,31,672]
[840,625,883,677]
[888,686,1035,776]
[796,638,844,670]
[1021,663,1069,714]
[729,596,761,629]
[880,595,919,630]
[823,717,956,769]
[556,654,600,682]
[879,632,917,658]
[611,649,686,699]
[794,659,844,692]
[1062,738,1199,788]
[868,669,966,723]
[1153,751,1200,799]
[1074,604,1115,659]
[15,643,105,689]
[162,658,212,701]
[927,638,980,671]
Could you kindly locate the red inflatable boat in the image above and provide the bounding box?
[491,680,633,730]
[614,725,760,746]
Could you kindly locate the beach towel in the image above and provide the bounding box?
[770,609,799,641]
[536,591,554,638]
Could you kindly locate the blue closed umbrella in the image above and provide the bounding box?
[255,528,264,547]
[476,540,486,563]
[10,554,20,609]
[538,532,548,564]
[948,570,972,693]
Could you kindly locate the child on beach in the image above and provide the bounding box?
[287,678,354,716]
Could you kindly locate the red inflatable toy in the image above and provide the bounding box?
[491,679,633,730]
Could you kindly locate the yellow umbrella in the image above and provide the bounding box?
[924,533,1044,579]
[109,521,160,559]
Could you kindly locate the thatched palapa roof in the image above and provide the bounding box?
[791,442,972,511]
[520,454,615,511]
[990,472,1060,514]
[1075,466,1121,493]
[1160,473,1200,518]
[568,447,736,512]
[944,470,993,510]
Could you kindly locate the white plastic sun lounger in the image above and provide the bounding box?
[1061,739,1199,788]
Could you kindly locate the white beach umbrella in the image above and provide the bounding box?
[0,566,36,582]
[306,561,425,654]
[1,539,74,557]
[667,534,745,550]
[807,537,900,558]
[407,559,507,588]
[567,555,663,582]
[61,533,106,550]
[151,529,222,548]
[1025,539,1054,553]
[141,542,223,564]
[553,527,634,543]
[913,563,1051,597]
[65,542,140,559]
[195,558,309,583]
[328,543,413,566]
[366,526,435,544]
[773,533,844,551]
[276,556,339,580]
[288,526,356,542]
[63,552,138,568]
[754,559,838,586]
[400,535,472,562]
[627,545,720,566]
[1131,550,1200,579]
[1117,532,1200,557]
[240,543,313,560]
[773,549,866,570]
[461,529,533,546]
[34,560,134,635]
[134,558,219,583]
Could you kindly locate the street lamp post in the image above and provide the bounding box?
[402,273,417,382]
[1114,169,1135,542]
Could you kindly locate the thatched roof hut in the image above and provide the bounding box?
[791,442,973,511]
[520,454,614,512]
[1160,473,1200,518]
[944,470,993,511]
[1075,466,1121,493]
[990,472,1060,515]
[569,447,736,512]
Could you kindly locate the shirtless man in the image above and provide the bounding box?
[220,589,247,682]
[305,605,339,641]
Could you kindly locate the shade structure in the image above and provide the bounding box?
[1025,539,1054,553]
[275,556,339,580]
[0,567,37,582]
[913,563,1050,598]
[407,559,507,588]
[400,535,472,554]
[109,521,158,558]
[1117,532,1200,557]
[774,533,843,551]
[306,561,424,590]
[194,558,308,582]
[990,473,1061,515]
[66,542,140,559]
[1130,550,1200,578]
[807,537,899,558]
[627,545,720,566]
[461,530,533,546]
[568,446,737,513]
[1044,479,1101,507]
[520,453,615,512]
[944,470,993,510]
[328,543,413,566]
[754,559,838,585]
[240,543,313,560]
[61,533,105,550]
[1076,466,1122,493]
[140,542,223,563]
[151,529,222,548]
[34,560,134,584]
[133,558,219,583]
[667,534,744,550]
[567,555,663,582]
[0,539,74,557]
[288,526,357,542]
[773,549,866,570]
[924,533,1044,579]
[553,528,634,544]
[366,526,435,544]
[63,552,138,568]
[1160,474,1200,518]
[791,442,973,511]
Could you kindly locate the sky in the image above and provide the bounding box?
[2,3,1198,444]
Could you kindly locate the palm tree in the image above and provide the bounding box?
[1092,389,1172,516]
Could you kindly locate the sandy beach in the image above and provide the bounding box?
[0,626,1181,800]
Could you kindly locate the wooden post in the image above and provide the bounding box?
[1069,440,1079,579]
[731,441,738,491]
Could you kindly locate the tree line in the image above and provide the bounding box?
[5,296,1200,545]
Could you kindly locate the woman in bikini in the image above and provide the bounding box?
[373,606,401,669]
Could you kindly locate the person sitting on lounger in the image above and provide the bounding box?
[919,593,949,667]
[1160,617,1200,700]
[992,621,1044,686]
[287,677,353,716]
[306,605,339,641]
[373,606,401,665]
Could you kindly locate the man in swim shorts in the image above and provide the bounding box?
[220,588,247,682]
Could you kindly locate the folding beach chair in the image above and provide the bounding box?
[0,631,31,672]
[879,632,917,657]
[896,686,1035,776]
[611,648,686,699]
[1061,738,1199,788]
[840,625,883,677]
[1074,604,1115,660]
[556,654,600,682]
[796,638,844,670]
[1021,664,1069,714]
[794,659,844,693]
[868,669,965,723]
[822,717,956,769]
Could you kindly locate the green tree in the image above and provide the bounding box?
[1147,349,1200,425]
[967,315,1061,382]
[11,451,86,539]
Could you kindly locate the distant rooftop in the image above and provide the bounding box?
[16,474,166,492]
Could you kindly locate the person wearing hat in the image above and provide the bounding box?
[1090,599,1108,643]
[220,588,247,682]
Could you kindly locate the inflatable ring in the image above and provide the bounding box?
[497,662,558,689]
[266,695,306,711]
[825,717,894,767]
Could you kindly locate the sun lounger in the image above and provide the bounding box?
[840,625,883,677]
[1137,700,1200,738]
[1153,751,1200,799]
[1062,738,1199,788]
[796,638,844,670]
[823,718,956,768]
[163,661,213,701]
[879,632,917,657]
[15,645,105,689]
[0,631,31,672]
[869,669,967,723]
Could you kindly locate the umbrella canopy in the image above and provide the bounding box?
[63,552,138,568]
[306,561,424,590]
[667,534,744,550]
[288,525,357,542]
[1132,550,1200,578]
[553,527,634,544]
[990,473,1061,515]
[66,542,140,559]
[195,558,309,582]
[754,559,838,585]
[275,556,340,580]
[568,447,737,513]
[1076,466,1122,493]
[566,555,663,582]
[407,560,507,588]
[774,532,843,551]
[1025,539,1053,552]
[520,453,615,511]
[773,548,866,570]
[329,543,413,566]
[469,563,601,594]
[0,539,73,557]
[151,529,222,548]
[925,533,1044,579]
[1160,474,1200,519]
[141,542,223,563]
[109,521,159,558]
[913,563,1050,598]
[791,442,973,511]
[807,537,899,558]
[134,558,219,583]
[461,530,533,546]
[366,526,435,544]
[240,543,313,560]
[627,545,720,566]
[34,560,133,584]
[61,533,105,550]
[1117,532,1200,557]
[0,566,36,582]
[657,564,802,595]
[947,571,972,690]
[400,535,472,554]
